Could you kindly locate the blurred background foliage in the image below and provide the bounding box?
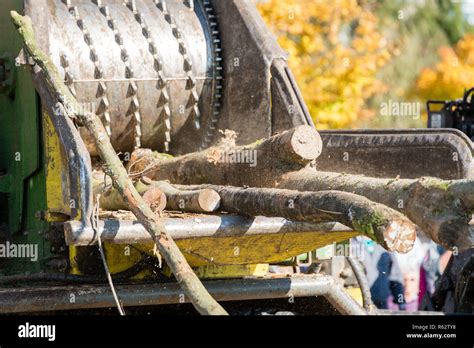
[257,0,474,129]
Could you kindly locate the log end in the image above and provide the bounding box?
[143,188,167,214]
[382,220,416,254]
[290,125,323,162]
[198,189,221,212]
[127,149,155,174]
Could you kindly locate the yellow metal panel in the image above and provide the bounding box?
[104,244,146,274]
[43,112,71,220]
[69,244,148,277]
[175,231,357,266]
[69,246,80,275]
[70,230,356,277]
[87,230,356,274]
[345,287,363,307]
[193,264,269,279]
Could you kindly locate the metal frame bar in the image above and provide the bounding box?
[0,274,366,315]
[64,216,353,246]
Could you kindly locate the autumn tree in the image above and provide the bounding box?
[416,34,474,101]
[363,0,473,128]
[257,0,391,129]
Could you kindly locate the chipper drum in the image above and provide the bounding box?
[32,0,224,155]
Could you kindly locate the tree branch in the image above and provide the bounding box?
[170,183,417,253]
[278,169,473,251]
[136,125,322,187]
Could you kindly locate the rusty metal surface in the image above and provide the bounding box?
[0,274,366,315]
[64,215,352,246]
[22,0,326,255]
[211,0,291,145]
[270,58,313,134]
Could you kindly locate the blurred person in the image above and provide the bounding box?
[388,271,419,311]
[394,234,444,311]
[353,237,405,310]
[419,243,445,309]
[431,249,473,313]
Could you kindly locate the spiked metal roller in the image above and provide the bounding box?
[25,0,221,155]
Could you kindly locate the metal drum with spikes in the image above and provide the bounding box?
[25,0,222,155]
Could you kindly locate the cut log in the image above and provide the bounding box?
[132,125,322,187]
[94,178,220,213]
[126,148,173,175]
[140,178,221,213]
[96,181,167,214]
[171,184,417,253]
[141,187,167,215]
[277,169,473,251]
[10,12,227,315]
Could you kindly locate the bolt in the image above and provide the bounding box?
[35,211,42,220]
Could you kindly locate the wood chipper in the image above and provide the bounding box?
[0,0,472,315]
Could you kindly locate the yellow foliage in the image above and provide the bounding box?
[416,34,474,101]
[257,0,390,129]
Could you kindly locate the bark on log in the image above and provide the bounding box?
[135,125,322,187]
[10,12,227,315]
[94,178,220,213]
[171,184,416,253]
[278,169,473,251]
[94,178,167,213]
